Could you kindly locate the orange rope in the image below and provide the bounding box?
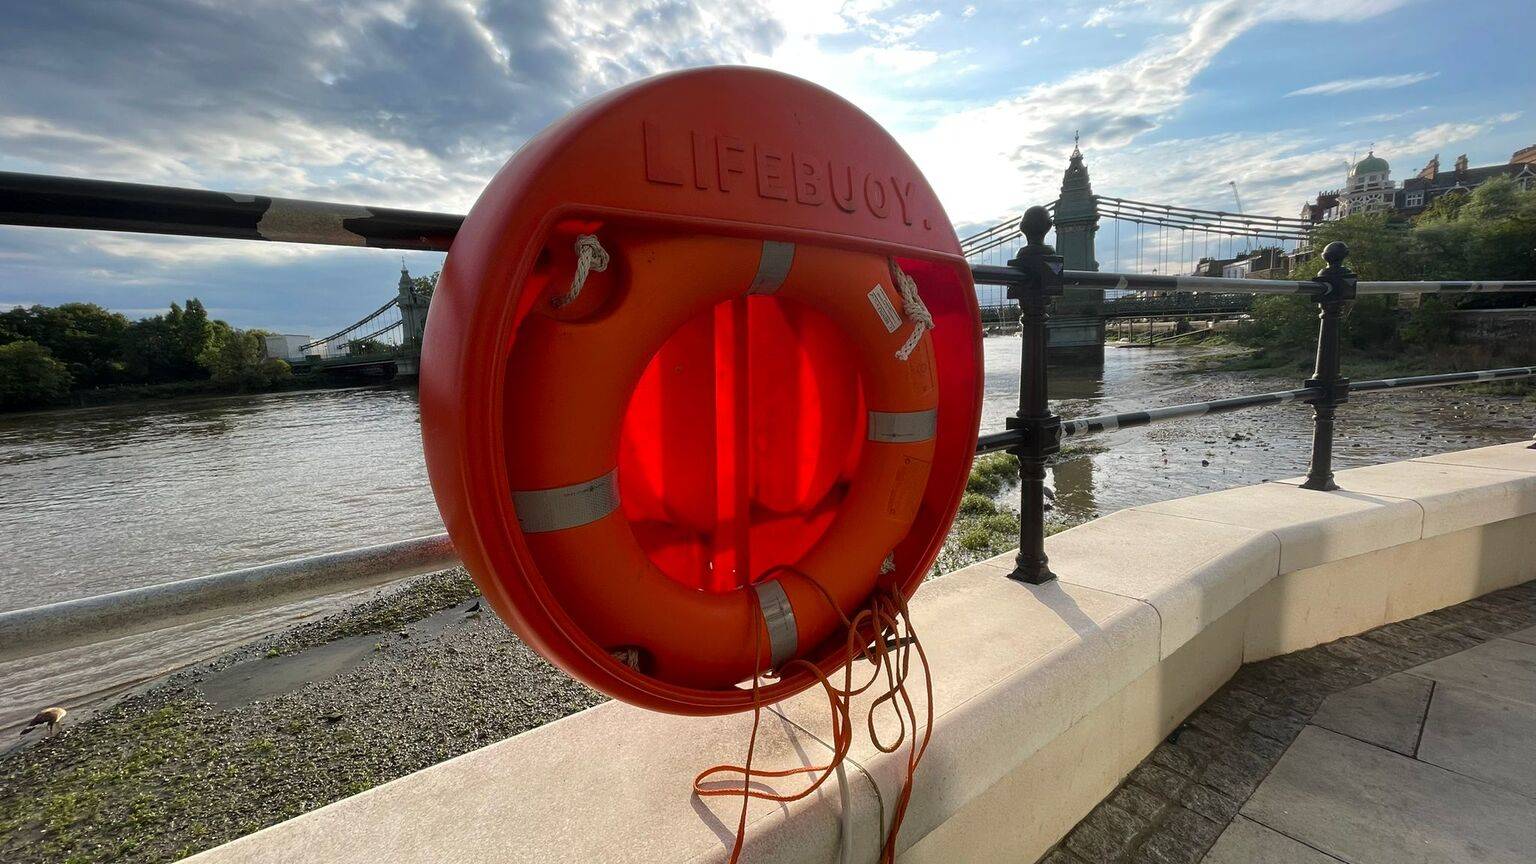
[692,567,933,863]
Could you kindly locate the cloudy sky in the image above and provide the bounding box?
[1,0,1531,335]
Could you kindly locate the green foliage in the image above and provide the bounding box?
[964,452,1019,496]
[0,340,73,408]
[112,299,211,383]
[347,337,390,356]
[0,297,305,409]
[958,492,996,517]
[198,327,292,388]
[0,302,129,387]
[1402,295,1454,347]
[1345,295,1398,350]
[409,271,439,299]
[1241,295,1316,350]
[123,299,213,383]
[1239,178,1536,357]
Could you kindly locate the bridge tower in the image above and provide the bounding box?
[1049,140,1106,359]
[396,264,430,351]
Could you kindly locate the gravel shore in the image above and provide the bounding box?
[0,569,604,864]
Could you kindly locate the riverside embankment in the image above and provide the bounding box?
[4,340,1534,727]
[1,339,1534,863]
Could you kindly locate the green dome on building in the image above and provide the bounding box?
[1351,152,1389,176]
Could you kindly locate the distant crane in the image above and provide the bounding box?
[1227,181,1244,214]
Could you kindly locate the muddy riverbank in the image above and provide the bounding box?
[0,570,604,864]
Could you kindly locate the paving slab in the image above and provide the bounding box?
[1505,625,1536,647]
[1203,817,1341,864]
[1417,682,1536,798]
[1242,726,1536,864]
[1408,638,1536,707]
[1309,673,1432,756]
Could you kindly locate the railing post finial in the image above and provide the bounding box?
[1021,205,1052,249]
[1005,206,1065,585]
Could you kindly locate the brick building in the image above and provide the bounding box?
[1300,144,1536,223]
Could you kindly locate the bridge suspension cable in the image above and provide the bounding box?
[297,297,400,353]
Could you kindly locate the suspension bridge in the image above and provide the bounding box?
[962,144,1311,346]
[271,145,1316,367]
[287,265,433,377]
[3,146,1319,374]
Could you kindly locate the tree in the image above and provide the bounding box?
[176,298,212,375]
[409,272,439,300]
[0,303,129,388]
[0,341,73,409]
[1253,179,1536,355]
[1289,212,1415,281]
[120,298,218,383]
[121,314,182,383]
[198,327,292,388]
[347,337,389,355]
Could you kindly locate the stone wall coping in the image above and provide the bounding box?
[185,443,1536,864]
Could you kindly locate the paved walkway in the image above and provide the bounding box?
[1041,579,1536,864]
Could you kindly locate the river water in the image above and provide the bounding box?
[1,340,1531,727]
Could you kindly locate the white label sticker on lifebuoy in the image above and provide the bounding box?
[867,283,902,334]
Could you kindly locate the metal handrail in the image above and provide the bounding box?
[3,178,1536,657]
[996,206,1536,583]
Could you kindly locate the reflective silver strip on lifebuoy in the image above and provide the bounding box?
[868,409,938,443]
[753,579,798,670]
[512,469,620,534]
[747,241,795,295]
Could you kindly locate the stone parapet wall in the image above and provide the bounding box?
[185,442,1536,864]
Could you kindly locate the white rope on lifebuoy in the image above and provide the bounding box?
[550,234,610,309]
[889,260,934,362]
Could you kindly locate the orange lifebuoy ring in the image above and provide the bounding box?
[421,67,983,715]
[506,229,938,689]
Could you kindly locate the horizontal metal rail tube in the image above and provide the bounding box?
[0,533,457,664]
[971,264,1033,286]
[6,173,1533,299]
[1064,271,1321,295]
[1352,366,1536,393]
[0,171,461,251]
[976,429,1023,454]
[1356,280,1536,294]
[1061,387,1321,439]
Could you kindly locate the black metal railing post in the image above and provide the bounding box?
[1301,241,1357,491]
[1006,206,1064,584]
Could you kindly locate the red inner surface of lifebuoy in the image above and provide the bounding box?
[619,295,864,593]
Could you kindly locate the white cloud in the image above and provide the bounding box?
[903,0,1419,225]
[1285,72,1438,97]
[1020,36,1039,47]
